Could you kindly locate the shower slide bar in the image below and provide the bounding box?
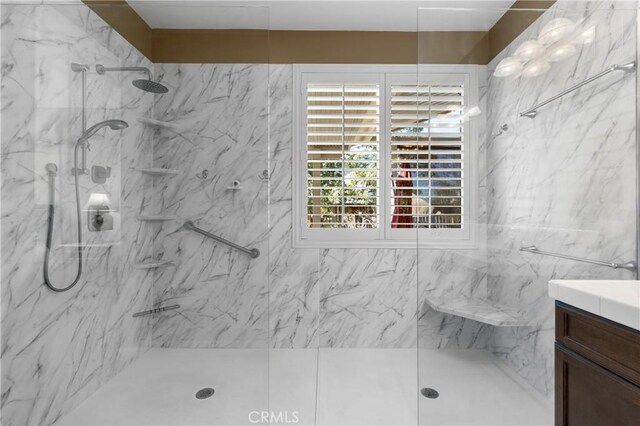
[520,245,637,272]
[519,61,636,119]
[183,221,260,258]
[133,304,180,317]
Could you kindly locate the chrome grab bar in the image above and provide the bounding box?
[183,221,260,258]
[133,304,180,318]
[520,245,637,272]
[519,61,636,118]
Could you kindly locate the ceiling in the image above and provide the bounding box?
[127,0,518,32]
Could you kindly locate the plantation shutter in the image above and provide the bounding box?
[389,83,464,229]
[306,83,381,229]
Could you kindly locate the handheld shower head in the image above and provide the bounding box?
[78,119,128,143]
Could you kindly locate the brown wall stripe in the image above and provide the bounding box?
[488,1,557,60]
[82,0,153,59]
[83,0,555,65]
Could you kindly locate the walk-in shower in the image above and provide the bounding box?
[2,1,639,425]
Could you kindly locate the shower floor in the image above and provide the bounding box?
[56,348,552,426]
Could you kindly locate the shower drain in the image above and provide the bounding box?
[420,387,439,399]
[195,387,215,399]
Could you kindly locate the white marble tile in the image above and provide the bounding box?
[268,65,320,349]
[151,63,489,351]
[150,63,270,348]
[1,3,155,425]
[485,0,637,397]
[319,249,418,348]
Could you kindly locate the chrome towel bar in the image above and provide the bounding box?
[133,304,180,318]
[183,220,260,258]
[520,245,637,272]
[519,61,636,118]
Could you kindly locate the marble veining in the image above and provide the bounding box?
[150,63,492,350]
[1,3,155,425]
[485,0,637,397]
[151,63,270,348]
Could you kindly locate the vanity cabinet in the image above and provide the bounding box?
[555,302,640,425]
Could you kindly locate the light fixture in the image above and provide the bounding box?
[493,57,523,78]
[514,40,546,62]
[522,61,550,78]
[548,43,577,62]
[538,18,575,45]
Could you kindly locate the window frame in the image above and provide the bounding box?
[293,64,479,249]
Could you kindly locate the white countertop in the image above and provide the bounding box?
[549,280,640,331]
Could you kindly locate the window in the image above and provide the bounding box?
[293,65,478,248]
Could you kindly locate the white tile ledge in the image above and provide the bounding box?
[424,295,530,327]
[548,280,640,331]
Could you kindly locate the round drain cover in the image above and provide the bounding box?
[420,387,439,399]
[195,387,215,399]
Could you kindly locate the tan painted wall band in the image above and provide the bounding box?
[83,0,554,64]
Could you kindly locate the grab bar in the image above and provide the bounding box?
[183,220,260,258]
[519,61,636,118]
[520,245,637,272]
[133,304,180,317]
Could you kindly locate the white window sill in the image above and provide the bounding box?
[293,239,479,250]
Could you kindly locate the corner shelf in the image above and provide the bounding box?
[423,295,530,327]
[133,259,176,270]
[137,168,181,176]
[137,117,179,131]
[137,215,177,222]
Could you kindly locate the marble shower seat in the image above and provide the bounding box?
[424,295,530,327]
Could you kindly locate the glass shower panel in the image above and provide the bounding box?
[1,2,157,425]
[149,4,272,426]
[267,61,321,424]
[417,3,637,426]
[304,33,421,426]
[1,3,271,425]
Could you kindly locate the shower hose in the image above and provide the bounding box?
[43,141,84,292]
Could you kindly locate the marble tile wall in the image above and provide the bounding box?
[151,63,271,348]
[1,3,156,425]
[485,0,637,397]
[151,63,492,350]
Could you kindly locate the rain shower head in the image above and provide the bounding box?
[96,64,169,94]
[132,78,169,94]
[78,119,128,143]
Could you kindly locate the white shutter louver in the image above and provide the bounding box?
[306,83,381,228]
[390,84,464,229]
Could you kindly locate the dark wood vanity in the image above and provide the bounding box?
[555,302,640,425]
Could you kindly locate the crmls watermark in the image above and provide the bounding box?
[248,411,300,424]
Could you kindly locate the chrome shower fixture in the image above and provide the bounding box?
[95,64,169,94]
[43,119,129,293]
[78,119,128,143]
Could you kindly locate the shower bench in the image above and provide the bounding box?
[423,295,529,327]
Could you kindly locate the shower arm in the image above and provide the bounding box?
[96,65,153,80]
